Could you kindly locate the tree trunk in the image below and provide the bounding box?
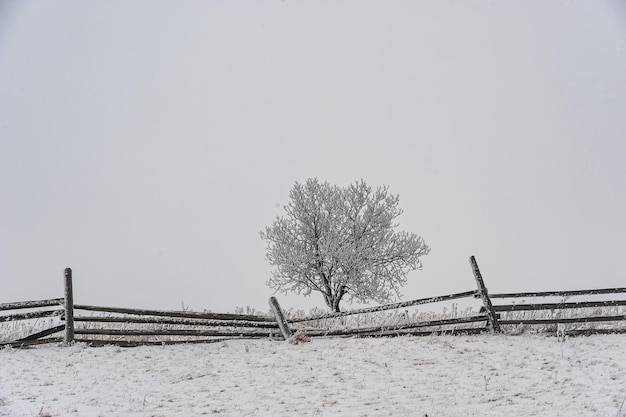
[322,281,345,312]
[332,293,343,312]
[323,293,342,312]
[323,293,333,310]
[332,285,346,312]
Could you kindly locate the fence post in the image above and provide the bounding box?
[269,296,292,341]
[64,267,75,344]
[469,256,501,333]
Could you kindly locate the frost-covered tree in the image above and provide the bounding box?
[260,178,430,312]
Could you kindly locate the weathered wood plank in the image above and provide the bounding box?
[17,325,66,341]
[288,290,477,323]
[0,298,64,311]
[470,256,501,332]
[73,338,232,347]
[489,287,626,299]
[74,328,282,337]
[74,304,275,322]
[0,337,63,348]
[547,328,626,337]
[499,315,626,325]
[492,300,626,312]
[0,309,63,322]
[72,316,280,328]
[64,268,75,344]
[356,326,488,338]
[296,315,489,337]
[269,297,292,340]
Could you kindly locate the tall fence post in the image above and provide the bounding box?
[469,256,501,333]
[269,296,292,341]
[64,267,75,344]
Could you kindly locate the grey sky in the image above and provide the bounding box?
[1,1,625,313]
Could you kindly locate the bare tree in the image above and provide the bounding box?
[261,178,430,312]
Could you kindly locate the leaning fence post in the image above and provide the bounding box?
[469,256,501,333]
[269,296,292,341]
[64,267,75,344]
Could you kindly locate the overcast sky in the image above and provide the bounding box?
[1,1,625,314]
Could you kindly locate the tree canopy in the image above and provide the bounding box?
[261,178,430,312]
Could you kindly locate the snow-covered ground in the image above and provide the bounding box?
[1,335,625,417]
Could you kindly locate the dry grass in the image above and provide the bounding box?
[499,305,626,335]
[0,317,59,343]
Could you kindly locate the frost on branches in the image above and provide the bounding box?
[260,178,430,312]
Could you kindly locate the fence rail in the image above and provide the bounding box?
[68,304,283,346]
[74,304,276,322]
[286,289,488,337]
[288,290,478,323]
[1,309,64,322]
[299,315,490,338]
[488,287,626,299]
[73,315,278,328]
[473,264,626,335]
[2,257,626,346]
[490,300,626,312]
[498,315,626,325]
[0,298,64,311]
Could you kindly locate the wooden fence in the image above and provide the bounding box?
[0,268,283,348]
[0,298,65,346]
[68,307,283,347]
[484,288,626,336]
[2,257,625,347]
[284,290,489,338]
[474,256,626,336]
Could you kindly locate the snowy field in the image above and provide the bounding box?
[1,335,626,417]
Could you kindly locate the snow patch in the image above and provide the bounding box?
[1,335,625,416]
